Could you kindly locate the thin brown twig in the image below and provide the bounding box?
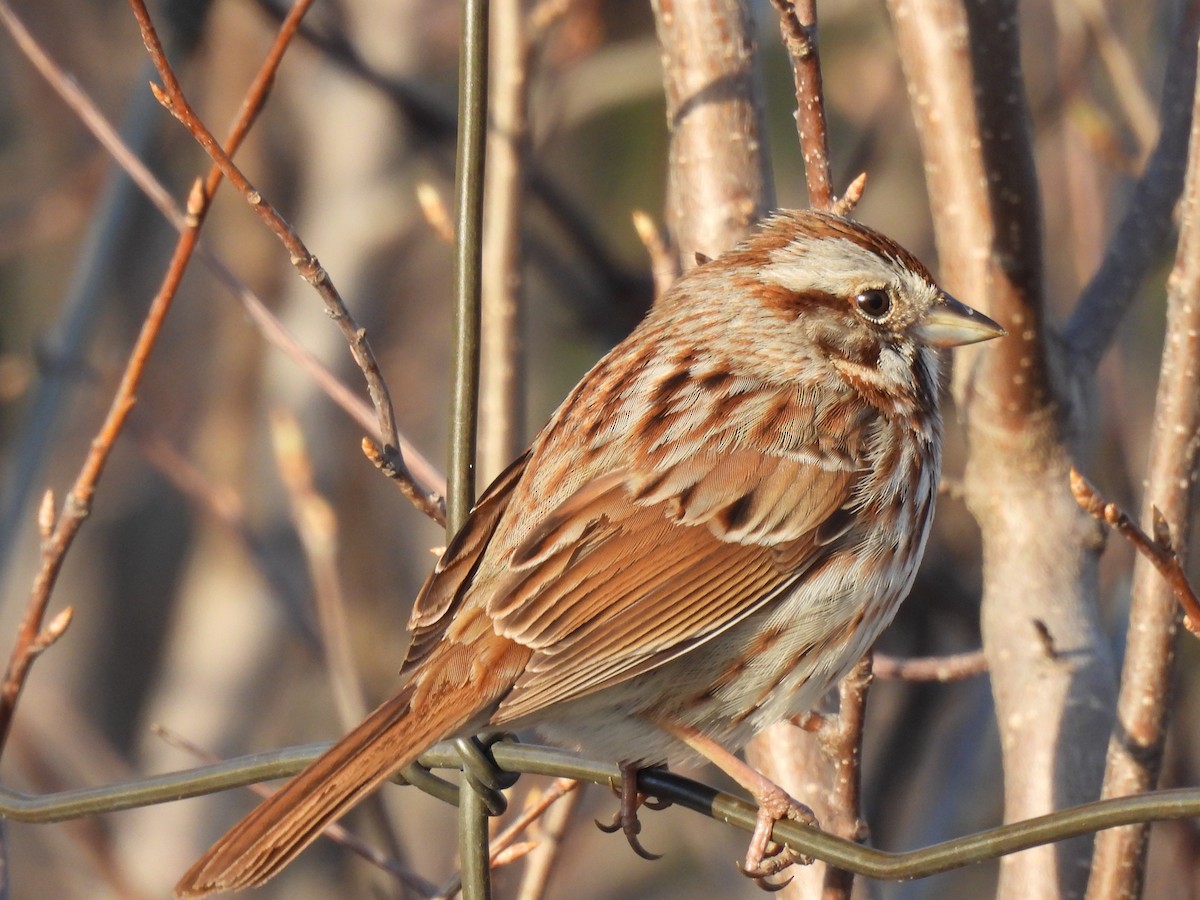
[766,9,870,896]
[770,0,833,211]
[0,0,322,753]
[1070,469,1200,634]
[3,0,445,503]
[489,779,580,869]
[0,174,209,752]
[872,648,988,681]
[150,725,437,896]
[125,0,434,523]
[363,438,448,527]
[743,5,866,896]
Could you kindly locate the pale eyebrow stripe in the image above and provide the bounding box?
[759,236,902,296]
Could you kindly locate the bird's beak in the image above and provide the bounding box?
[914,293,1006,348]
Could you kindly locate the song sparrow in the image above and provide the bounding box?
[176,210,1003,897]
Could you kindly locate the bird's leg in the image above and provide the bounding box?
[655,719,817,890]
[595,759,671,860]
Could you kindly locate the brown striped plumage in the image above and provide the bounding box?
[176,210,1003,897]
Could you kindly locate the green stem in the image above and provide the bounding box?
[450,0,489,896]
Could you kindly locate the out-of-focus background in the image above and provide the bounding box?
[0,1,1189,897]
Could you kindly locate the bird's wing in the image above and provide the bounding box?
[400,450,531,679]
[485,444,862,724]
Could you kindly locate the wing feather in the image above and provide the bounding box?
[487,452,859,724]
[400,451,530,678]
[399,370,869,727]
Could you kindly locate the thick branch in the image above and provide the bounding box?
[479,0,533,482]
[887,3,1117,898]
[651,0,773,266]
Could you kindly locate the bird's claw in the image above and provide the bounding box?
[595,808,663,860]
[594,761,670,861]
[739,846,802,890]
[738,793,817,890]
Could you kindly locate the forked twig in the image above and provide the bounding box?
[0,0,322,755]
[4,0,445,504]
[0,175,211,752]
[363,438,447,527]
[125,0,439,527]
[1069,468,1200,634]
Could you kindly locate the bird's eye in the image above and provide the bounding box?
[855,289,892,321]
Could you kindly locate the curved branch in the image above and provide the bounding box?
[4,740,1200,883]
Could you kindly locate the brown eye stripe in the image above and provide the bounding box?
[754,281,847,318]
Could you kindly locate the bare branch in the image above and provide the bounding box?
[651,0,773,265]
[887,3,1118,897]
[1085,48,1200,889]
[126,0,436,528]
[1071,470,1200,634]
[1064,3,1200,371]
[873,649,988,681]
[770,0,832,210]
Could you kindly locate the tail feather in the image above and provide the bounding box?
[174,682,475,898]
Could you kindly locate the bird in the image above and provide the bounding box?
[176,209,1004,897]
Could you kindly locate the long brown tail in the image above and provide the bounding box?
[174,681,477,897]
